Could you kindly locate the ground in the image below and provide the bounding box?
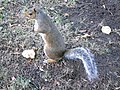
[0,0,120,90]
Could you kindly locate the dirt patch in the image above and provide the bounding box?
[0,0,120,90]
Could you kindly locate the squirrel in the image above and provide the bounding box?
[24,7,99,81]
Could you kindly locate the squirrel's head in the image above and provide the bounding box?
[23,8,37,19]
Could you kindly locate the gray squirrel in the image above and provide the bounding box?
[24,7,98,81]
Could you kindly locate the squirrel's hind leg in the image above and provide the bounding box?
[43,59,57,63]
[43,59,62,64]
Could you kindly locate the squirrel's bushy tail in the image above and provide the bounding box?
[63,47,98,81]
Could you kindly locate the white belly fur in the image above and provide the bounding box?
[34,20,47,43]
[39,33,47,43]
[34,20,39,32]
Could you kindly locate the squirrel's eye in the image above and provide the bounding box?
[29,13,32,15]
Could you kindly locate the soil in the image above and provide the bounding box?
[0,0,120,90]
